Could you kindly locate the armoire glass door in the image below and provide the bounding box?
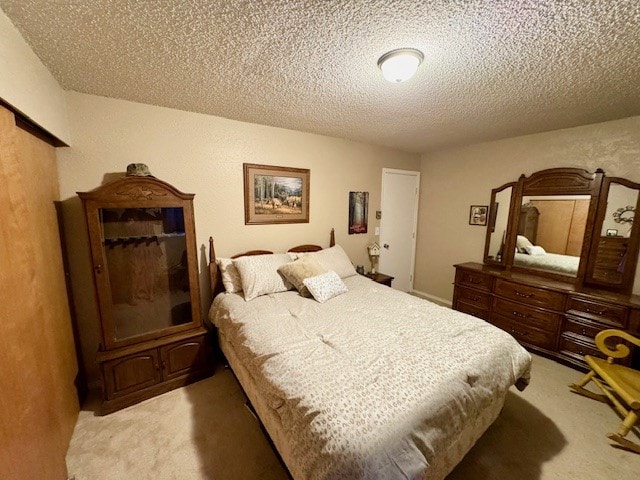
[99,207,192,341]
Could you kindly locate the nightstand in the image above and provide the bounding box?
[365,272,394,287]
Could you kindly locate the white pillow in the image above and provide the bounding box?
[303,271,348,303]
[303,245,357,279]
[233,254,293,301]
[216,258,243,293]
[516,235,534,253]
[524,245,547,256]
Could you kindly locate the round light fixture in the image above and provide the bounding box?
[377,48,424,83]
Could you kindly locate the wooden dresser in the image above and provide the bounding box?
[453,262,640,370]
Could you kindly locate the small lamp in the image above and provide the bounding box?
[367,241,381,274]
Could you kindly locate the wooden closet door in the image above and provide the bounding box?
[531,200,574,254]
[566,200,590,256]
[0,106,78,480]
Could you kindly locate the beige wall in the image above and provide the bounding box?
[0,8,70,144]
[57,91,420,383]
[414,115,640,303]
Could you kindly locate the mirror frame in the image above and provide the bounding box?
[584,176,640,293]
[484,168,606,283]
[483,182,517,266]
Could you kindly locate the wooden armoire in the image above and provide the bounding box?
[79,173,212,414]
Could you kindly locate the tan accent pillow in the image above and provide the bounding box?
[278,255,327,297]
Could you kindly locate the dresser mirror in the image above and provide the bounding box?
[484,182,515,265]
[484,168,640,293]
[584,177,640,293]
[513,194,592,277]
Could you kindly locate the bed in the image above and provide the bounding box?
[207,233,532,480]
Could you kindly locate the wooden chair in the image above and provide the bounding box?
[569,329,640,453]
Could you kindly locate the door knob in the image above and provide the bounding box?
[383,244,389,249]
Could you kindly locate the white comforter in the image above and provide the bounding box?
[210,275,531,480]
[514,251,580,275]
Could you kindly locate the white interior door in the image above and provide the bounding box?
[379,168,420,292]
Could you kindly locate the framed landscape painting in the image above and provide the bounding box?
[243,163,310,225]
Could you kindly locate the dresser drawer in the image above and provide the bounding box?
[563,316,603,340]
[456,301,490,320]
[493,298,561,333]
[455,269,493,292]
[558,335,605,363]
[566,296,629,327]
[455,286,492,310]
[492,314,558,350]
[560,332,633,367]
[494,279,565,310]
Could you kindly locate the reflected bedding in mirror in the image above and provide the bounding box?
[514,250,580,275]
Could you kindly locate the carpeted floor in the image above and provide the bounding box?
[66,353,640,479]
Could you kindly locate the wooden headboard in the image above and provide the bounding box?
[208,228,335,298]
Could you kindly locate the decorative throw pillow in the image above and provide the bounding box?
[216,258,243,293]
[304,245,357,279]
[524,245,547,256]
[516,235,534,253]
[233,253,293,301]
[303,270,348,303]
[278,256,327,297]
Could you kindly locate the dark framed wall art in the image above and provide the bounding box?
[348,191,369,234]
[469,205,488,226]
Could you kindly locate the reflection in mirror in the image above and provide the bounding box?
[601,184,637,238]
[513,195,591,277]
[487,186,512,262]
[587,182,639,286]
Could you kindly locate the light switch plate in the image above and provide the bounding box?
[375,227,380,235]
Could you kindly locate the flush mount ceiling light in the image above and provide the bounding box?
[377,48,424,83]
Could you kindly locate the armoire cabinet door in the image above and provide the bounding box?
[160,336,207,381]
[103,349,162,398]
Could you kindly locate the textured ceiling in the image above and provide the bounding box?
[1,0,640,153]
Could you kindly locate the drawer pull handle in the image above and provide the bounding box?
[581,329,588,336]
[585,307,606,315]
[510,327,528,337]
[512,310,530,319]
[467,276,481,284]
[515,291,533,298]
[466,295,481,301]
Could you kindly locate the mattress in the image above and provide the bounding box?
[209,275,532,480]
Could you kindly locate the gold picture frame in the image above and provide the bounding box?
[243,163,310,225]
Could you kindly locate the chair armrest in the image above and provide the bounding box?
[594,329,640,361]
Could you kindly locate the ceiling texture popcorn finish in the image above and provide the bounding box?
[1,0,639,153]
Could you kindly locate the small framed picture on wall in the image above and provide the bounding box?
[469,205,488,226]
